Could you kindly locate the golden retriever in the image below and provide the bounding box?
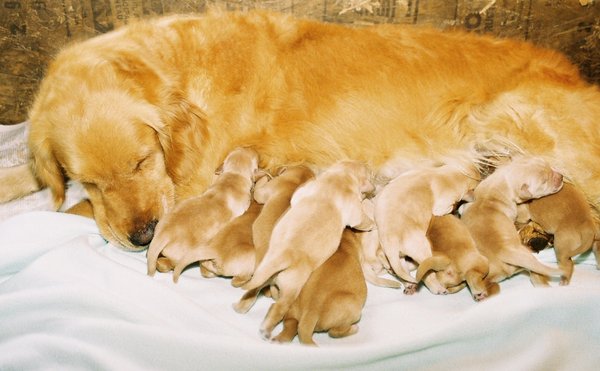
[460,156,564,296]
[24,10,600,251]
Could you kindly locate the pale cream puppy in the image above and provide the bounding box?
[170,201,263,284]
[234,165,315,314]
[518,182,600,285]
[147,147,259,276]
[417,214,490,301]
[461,156,564,297]
[271,229,368,346]
[373,162,480,294]
[240,160,375,340]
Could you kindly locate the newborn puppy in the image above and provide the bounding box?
[147,147,259,276]
[271,229,368,346]
[233,165,315,314]
[240,160,375,340]
[518,182,600,285]
[417,215,490,301]
[374,162,480,294]
[171,201,263,284]
[460,156,564,296]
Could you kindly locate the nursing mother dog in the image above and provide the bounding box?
[26,10,600,250]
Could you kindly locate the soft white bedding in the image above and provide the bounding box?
[1,210,599,370]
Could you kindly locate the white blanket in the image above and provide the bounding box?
[0,211,599,370]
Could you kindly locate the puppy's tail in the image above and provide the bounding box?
[499,247,563,277]
[172,247,216,283]
[415,255,452,282]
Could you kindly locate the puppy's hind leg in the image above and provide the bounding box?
[379,236,417,284]
[272,318,299,343]
[259,267,311,340]
[297,311,319,346]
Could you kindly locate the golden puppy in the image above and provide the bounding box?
[373,163,480,294]
[271,229,367,346]
[25,11,600,251]
[170,201,262,285]
[234,165,315,314]
[518,183,600,285]
[0,164,40,204]
[147,147,258,276]
[460,156,564,296]
[240,160,374,340]
[417,215,489,301]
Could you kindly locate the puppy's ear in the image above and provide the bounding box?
[518,183,533,199]
[28,135,65,210]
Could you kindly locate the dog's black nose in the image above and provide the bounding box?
[129,219,158,246]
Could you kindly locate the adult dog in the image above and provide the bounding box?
[26,10,600,250]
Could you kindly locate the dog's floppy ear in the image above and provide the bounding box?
[28,133,66,210]
[518,183,533,200]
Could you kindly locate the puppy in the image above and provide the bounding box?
[170,201,262,284]
[373,162,480,294]
[417,215,490,301]
[234,165,315,313]
[517,182,600,285]
[460,156,564,296]
[271,229,367,346]
[240,160,374,339]
[147,147,259,276]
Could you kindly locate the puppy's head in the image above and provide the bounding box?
[336,161,375,194]
[506,156,563,202]
[29,88,175,251]
[221,147,259,179]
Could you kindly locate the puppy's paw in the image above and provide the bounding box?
[473,291,488,302]
[403,283,417,295]
[259,327,272,341]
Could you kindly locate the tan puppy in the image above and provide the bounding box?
[417,215,489,301]
[147,147,259,276]
[271,229,367,346]
[170,201,262,284]
[240,160,374,340]
[518,182,600,285]
[373,163,480,294]
[234,165,315,313]
[460,156,564,296]
[25,11,600,252]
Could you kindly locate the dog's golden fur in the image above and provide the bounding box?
[25,10,600,250]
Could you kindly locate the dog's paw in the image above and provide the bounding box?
[403,283,417,295]
[260,327,272,341]
[473,291,488,301]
